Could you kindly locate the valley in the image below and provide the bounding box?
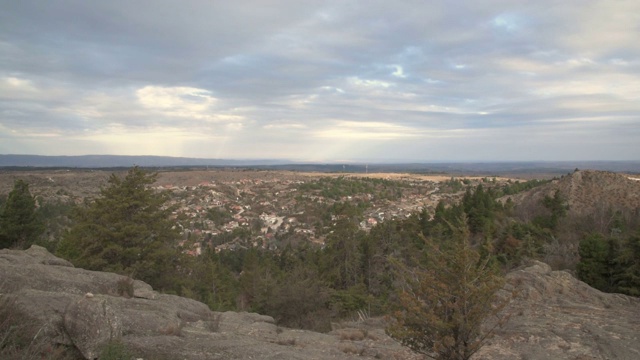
[0,168,515,253]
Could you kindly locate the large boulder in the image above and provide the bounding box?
[64,295,123,359]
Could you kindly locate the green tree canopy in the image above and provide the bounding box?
[576,233,611,291]
[57,167,181,291]
[577,232,640,296]
[535,190,568,230]
[616,234,640,296]
[0,179,43,249]
[388,218,509,360]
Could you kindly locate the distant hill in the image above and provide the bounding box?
[507,169,640,217]
[2,154,639,175]
[0,154,290,168]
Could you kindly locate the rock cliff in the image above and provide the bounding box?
[1,246,639,359]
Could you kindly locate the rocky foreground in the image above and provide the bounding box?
[1,246,639,360]
[478,261,640,359]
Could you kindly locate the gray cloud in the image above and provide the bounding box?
[0,0,638,161]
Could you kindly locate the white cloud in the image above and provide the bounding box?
[263,122,307,130]
[390,65,406,78]
[132,85,247,127]
[136,86,217,118]
[347,77,393,89]
[314,120,420,140]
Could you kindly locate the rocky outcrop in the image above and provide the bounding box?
[476,260,640,360]
[2,247,639,359]
[0,246,418,359]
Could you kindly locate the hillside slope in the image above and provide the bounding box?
[507,170,640,217]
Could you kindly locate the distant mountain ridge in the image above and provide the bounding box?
[1,154,639,174]
[0,154,290,168]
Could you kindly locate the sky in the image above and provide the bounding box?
[0,0,639,162]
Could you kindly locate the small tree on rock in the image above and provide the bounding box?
[388,217,510,360]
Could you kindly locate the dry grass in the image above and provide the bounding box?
[0,295,82,360]
[116,276,134,298]
[275,338,296,346]
[204,313,221,332]
[338,342,366,355]
[158,321,184,336]
[337,328,366,341]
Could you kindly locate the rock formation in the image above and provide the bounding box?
[1,246,639,359]
[0,245,419,359]
[477,261,640,360]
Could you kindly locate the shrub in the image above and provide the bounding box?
[0,295,82,359]
[116,277,135,298]
[158,321,184,336]
[99,340,133,360]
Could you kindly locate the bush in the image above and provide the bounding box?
[99,340,134,360]
[116,277,134,298]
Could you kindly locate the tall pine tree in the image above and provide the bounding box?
[57,167,181,291]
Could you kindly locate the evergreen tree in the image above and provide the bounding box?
[0,180,43,249]
[186,249,240,310]
[388,217,509,360]
[536,190,568,230]
[320,203,367,291]
[57,167,181,291]
[576,232,640,296]
[616,234,640,296]
[262,259,332,332]
[576,233,610,291]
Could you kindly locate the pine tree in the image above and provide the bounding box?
[0,180,43,249]
[616,234,640,296]
[576,233,610,291]
[57,167,181,291]
[538,190,568,230]
[389,217,509,360]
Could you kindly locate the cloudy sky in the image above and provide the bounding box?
[1,1,638,162]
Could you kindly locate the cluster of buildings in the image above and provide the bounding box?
[155,176,463,255]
